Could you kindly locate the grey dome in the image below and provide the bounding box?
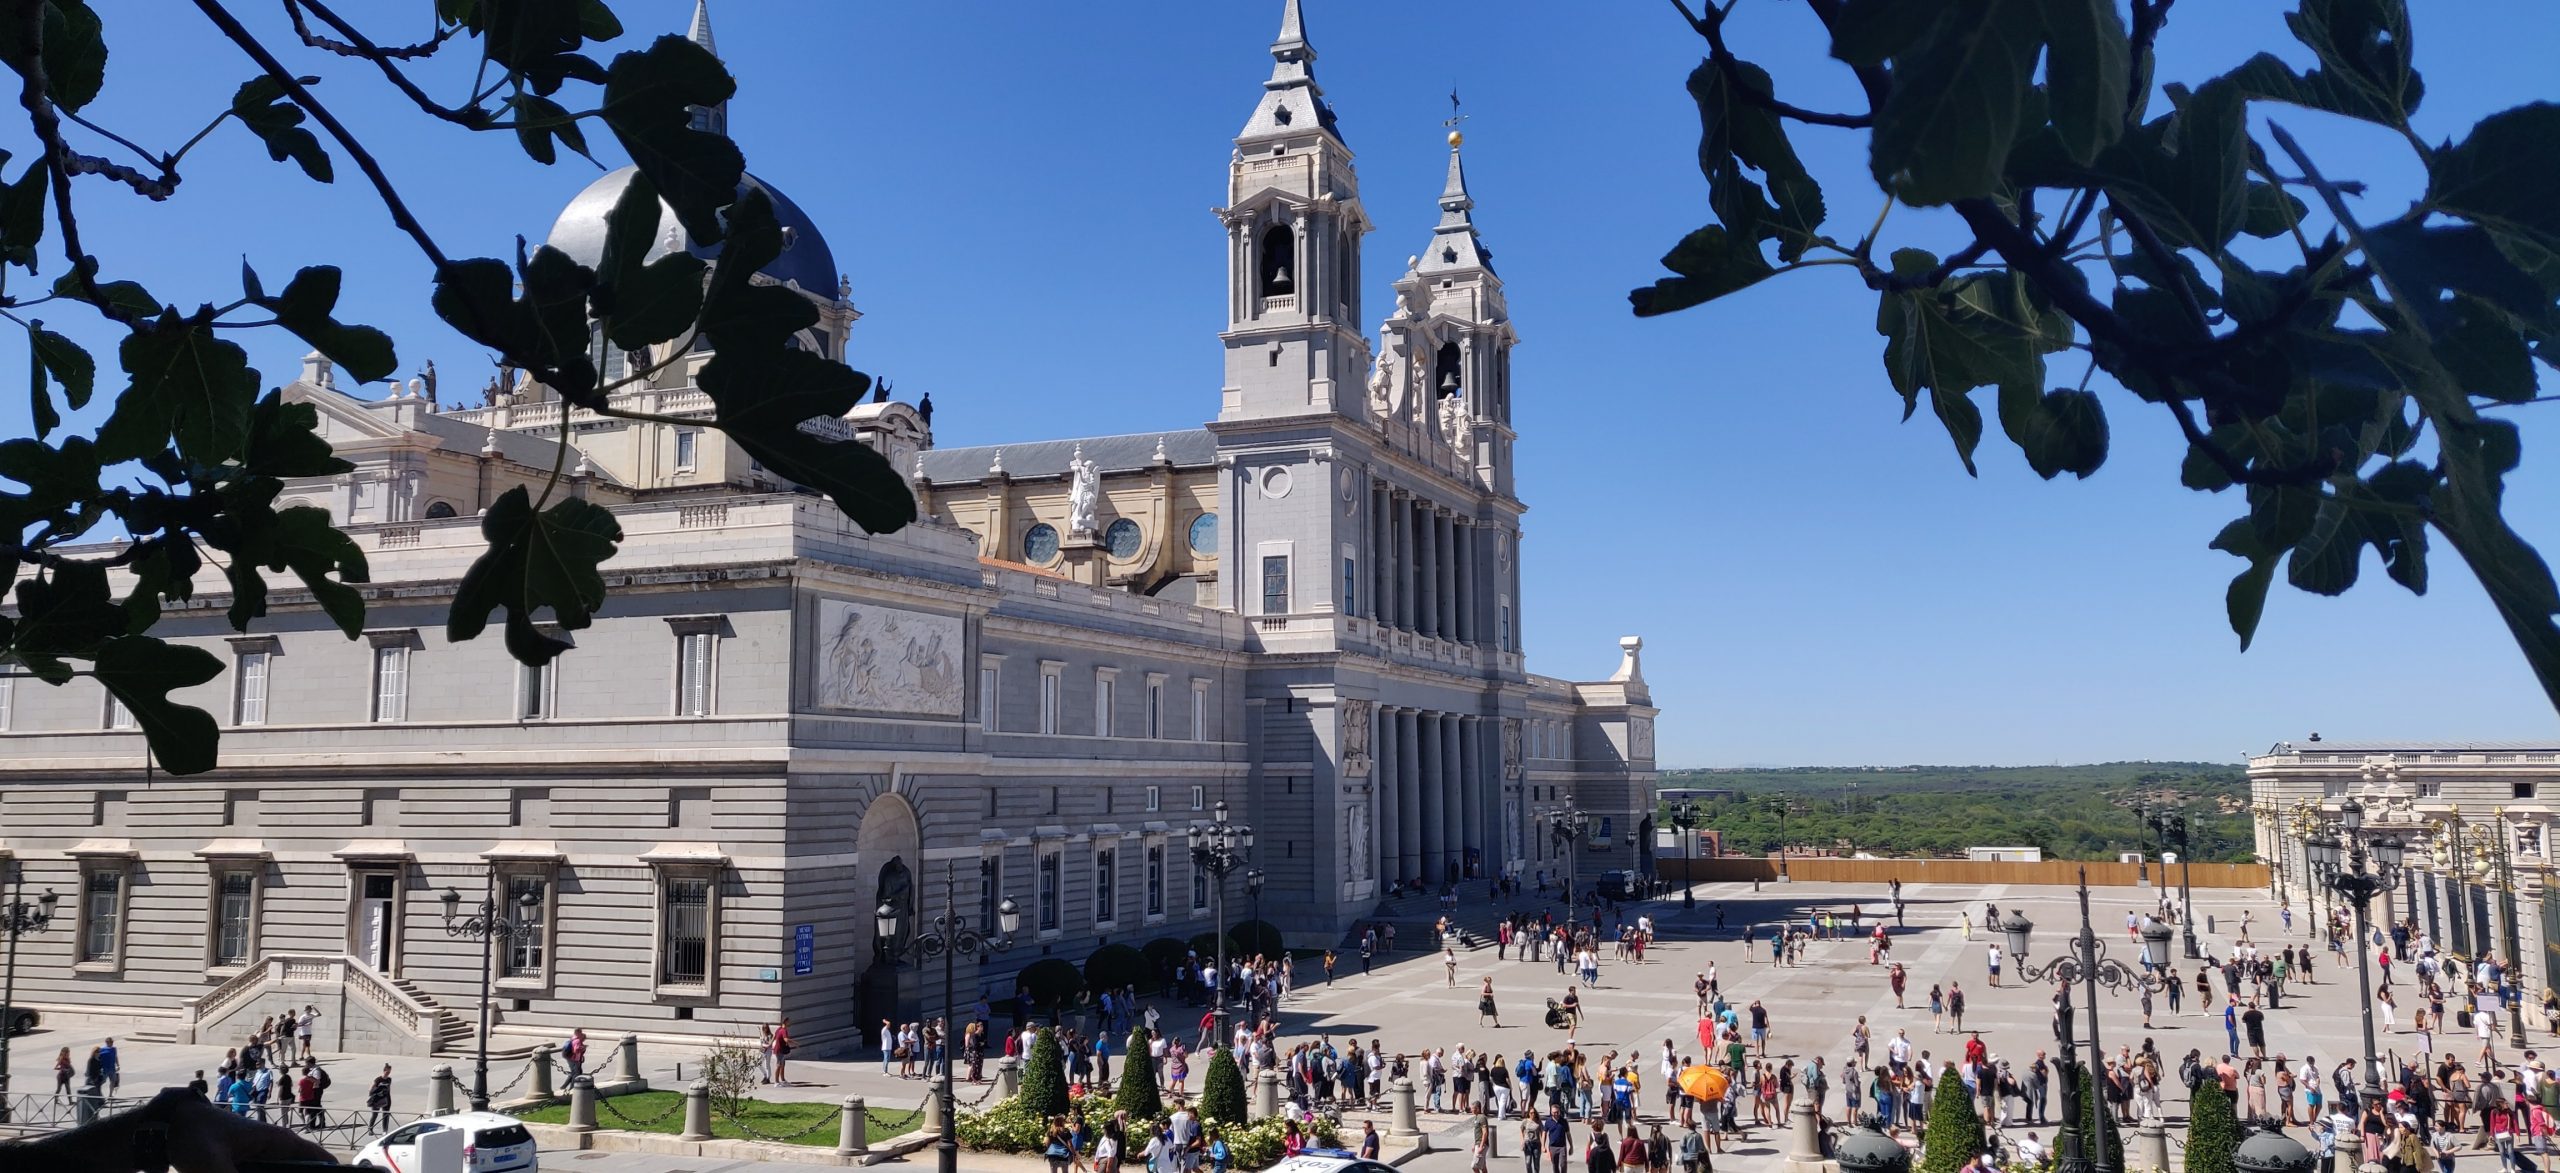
[545,165,839,296]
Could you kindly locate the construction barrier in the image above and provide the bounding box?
[1655,856,2269,889]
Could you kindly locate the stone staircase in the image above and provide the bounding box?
[1354,877,1537,953]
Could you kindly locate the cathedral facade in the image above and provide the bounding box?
[0,1,1657,1054]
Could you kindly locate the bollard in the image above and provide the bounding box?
[1253,1069,1279,1120]
[1389,1077,1419,1137]
[837,1095,870,1156]
[2138,1115,2170,1172]
[678,1079,713,1142]
[1783,1100,1825,1171]
[567,1076,598,1134]
[618,1034,644,1087]
[431,1064,457,1115]
[75,1085,102,1126]
[528,1044,557,1102]
[995,1057,1020,1100]
[922,1090,947,1136]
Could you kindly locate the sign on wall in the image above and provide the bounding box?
[794,924,816,976]
[815,599,965,716]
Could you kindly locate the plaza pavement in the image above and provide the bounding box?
[1,874,2457,1171]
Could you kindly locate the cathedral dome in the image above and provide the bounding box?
[544,165,840,297]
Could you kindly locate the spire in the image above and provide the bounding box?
[1238,0,1341,143]
[1436,137,1475,229]
[1419,133,1493,276]
[686,0,727,138]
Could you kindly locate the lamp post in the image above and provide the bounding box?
[440,876,543,1112]
[2307,797,2404,1109]
[2132,799,2152,887]
[878,861,1019,1173]
[0,865,61,1124]
[1549,801,1595,930]
[1187,801,1253,1044]
[1669,801,1698,910]
[2002,872,2175,1173]
[1767,793,1791,881]
[2487,809,2527,1038]
[2144,809,2201,959]
[1244,868,1267,956]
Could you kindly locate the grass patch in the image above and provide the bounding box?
[517,1090,921,1147]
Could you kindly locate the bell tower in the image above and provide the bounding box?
[1410,133,1518,501]
[1216,0,1372,423]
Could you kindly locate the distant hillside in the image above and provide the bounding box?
[1655,761,2253,863]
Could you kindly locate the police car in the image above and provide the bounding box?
[1266,1148,1396,1173]
[353,1111,539,1173]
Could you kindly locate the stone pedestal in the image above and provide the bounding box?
[678,1080,712,1142]
[1783,1100,1830,1173]
[2138,1115,2170,1171]
[996,1057,1020,1100]
[838,1096,870,1156]
[1389,1077,1419,1137]
[528,1044,556,1101]
[923,1090,947,1136]
[431,1064,457,1115]
[617,1035,644,1086]
[566,1076,597,1133]
[1060,532,1106,588]
[1253,1069,1280,1120]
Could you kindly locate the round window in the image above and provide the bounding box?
[1022,522,1060,564]
[1259,466,1293,499]
[1104,518,1142,559]
[1188,513,1219,556]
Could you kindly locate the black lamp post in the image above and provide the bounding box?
[1549,801,1595,930]
[0,865,61,1124]
[878,861,1020,1173]
[2144,809,2201,959]
[1187,801,1253,1043]
[2484,809,2527,1039]
[1669,801,1698,910]
[2132,799,2152,887]
[2003,871,2175,1173]
[2306,797,2404,1109]
[441,877,542,1112]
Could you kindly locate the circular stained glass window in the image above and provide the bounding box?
[1104,518,1143,559]
[1188,513,1219,556]
[1022,522,1060,564]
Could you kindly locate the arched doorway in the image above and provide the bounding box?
[1637,816,1657,887]
[852,791,922,1048]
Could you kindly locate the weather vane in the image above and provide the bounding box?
[1444,88,1467,146]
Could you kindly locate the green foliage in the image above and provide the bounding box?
[1114,1028,1162,1120]
[1020,1028,1068,1118]
[2185,1081,2238,1173]
[522,1089,918,1147]
[1632,0,2560,712]
[0,0,914,776]
[1084,944,1149,994]
[1919,1066,1982,1173]
[1016,959,1086,1018]
[1200,1046,1247,1126]
[1141,938,1192,989]
[2079,1066,2123,1172]
[1660,763,2252,861]
[958,1095,1333,1170]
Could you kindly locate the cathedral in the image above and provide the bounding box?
[0,1,1657,1054]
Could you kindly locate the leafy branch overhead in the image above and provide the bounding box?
[1633,0,2560,710]
[0,0,915,774]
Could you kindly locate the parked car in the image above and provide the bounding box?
[1269,1150,1395,1173]
[1,1003,36,1036]
[1596,869,1645,901]
[353,1111,538,1173]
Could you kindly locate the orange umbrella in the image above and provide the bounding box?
[1677,1065,1729,1102]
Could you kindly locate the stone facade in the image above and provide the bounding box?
[0,0,1656,1054]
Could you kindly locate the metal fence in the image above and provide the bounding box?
[0,1091,419,1150]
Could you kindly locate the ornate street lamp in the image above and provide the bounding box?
[2486,809,2527,1037]
[2144,808,2201,958]
[0,866,61,1124]
[2317,797,2403,1109]
[878,861,1020,1173]
[1187,801,1253,1042]
[1549,799,1596,929]
[1669,801,1699,909]
[2002,871,2173,1173]
[441,878,543,1112]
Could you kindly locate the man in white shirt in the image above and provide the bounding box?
[2014,1134,2045,1165]
[1888,1030,1913,1075]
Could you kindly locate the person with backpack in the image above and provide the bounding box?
[367,1064,395,1132]
[563,1028,590,1080]
[1585,1125,1618,1173]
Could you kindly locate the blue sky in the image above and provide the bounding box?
[13,1,2557,766]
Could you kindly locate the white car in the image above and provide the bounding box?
[353,1111,539,1173]
[1266,1150,1395,1173]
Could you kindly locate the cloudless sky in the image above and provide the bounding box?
[10,1,2557,766]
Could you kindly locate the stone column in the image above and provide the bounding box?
[838,1096,870,1156]
[1371,484,1390,622]
[1456,716,1480,873]
[996,1057,1020,1100]
[1389,1077,1419,1137]
[1253,1069,1280,1119]
[528,1044,556,1101]
[1441,715,1464,880]
[1418,712,1444,881]
[1437,512,1457,641]
[2137,1114,2169,1172]
[1377,710,1401,884]
[1393,493,1414,630]
[1454,523,1475,644]
[566,1076,597,1133]
[678,1080,712,1142]
[1782,1100,1825,1172]
[1398,709,1423,880]
[1415,500,1437,638]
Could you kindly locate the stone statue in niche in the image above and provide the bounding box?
[1066,444,1100,534]
[1366,266,1430,423]
[1347,805,1372,881]
[1630,717,1655,762]
[1439,388,1472,450]
[1502,718,1523,779]
[1340,699,1373,776]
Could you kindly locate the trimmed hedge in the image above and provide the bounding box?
[1919,1066,1981,1173]
[2185,1081,2237,1173]
[1142,937,1192,987]
[1114,1028,1162,1119]
[1202,1045,1247,1125]
[1085,943,1149,994]
[1021,1027,1068,1117]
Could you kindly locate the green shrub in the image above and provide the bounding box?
[2079,1065,2122,1172]
[1229,919,1283,958]
[1021,1027,1069,1117]
[1189,931,1224,959]
[956,1095,1051,1152]
[1219,1114,1341,1169]
[957,1097,1335,1169]
[1085,943,1149,994]
[1141,937,1192,989]
[1115,1028,1162,1120]
[1919,1066,1982,1173]
[1017,958,1086,1018]
[1201,1046,1247,1125]
[2185,1081,2237,1173]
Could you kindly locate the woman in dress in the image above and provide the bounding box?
[1928,985,1945,1034]
[1481,976,1502,1028]
[2241,1058,2266,1120]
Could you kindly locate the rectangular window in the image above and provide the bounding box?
[504,874,549,978]
[674,428,700,472]
[2517,782,2539,800]
[1094,848,1117,927]
[1038,851,1061,932]
[1499,602,1514,652]
[105,691,134,730]
[1145,785,1162,813]
[1343,557,1358,617]
[1094,672,1116,737]
[214,870,256,967]
[979,855,1002,935]
[519,658,557,721]
[659,875,710,985]
[979,665,1000,733]
[675,631,715,716]
[1261,555,1290,615]
[234,650,269,726]
[1146,678,1165,739]
[1039,667,1062,735]
[81,869,122,962]
[1192,684,1208,743]
[1190,785,1206,811]
[371,645,409,722]
[1190,857,1209,911]
[1146,845,1165,916]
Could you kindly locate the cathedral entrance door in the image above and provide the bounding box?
[856,856,913,1047]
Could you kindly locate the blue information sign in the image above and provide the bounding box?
[793,924,815,975]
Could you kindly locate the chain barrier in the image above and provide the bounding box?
[597,1089,689,1128]
[487,1058,531,1098]
[719,1100,847,1144]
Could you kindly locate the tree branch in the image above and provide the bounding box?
[8,1,138,323]
[1671,0,1876,128]
[287,0,482,128]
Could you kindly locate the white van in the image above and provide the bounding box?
[353,1111,539,1173]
